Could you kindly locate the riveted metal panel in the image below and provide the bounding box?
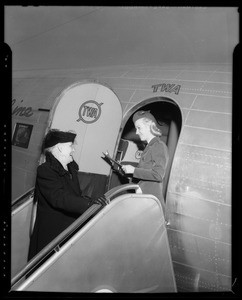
[186,110,231,132]
[192,95,231,113]
[165,128,231,292]
[180,126,231,151]
[172,261,231,292]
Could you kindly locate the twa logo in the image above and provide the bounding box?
[135,150,143,160]
[77,100,103,124]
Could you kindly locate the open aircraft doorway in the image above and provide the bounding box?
[109,97,182,204]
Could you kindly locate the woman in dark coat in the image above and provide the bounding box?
[122,111,169,213]
[28,129,106,261]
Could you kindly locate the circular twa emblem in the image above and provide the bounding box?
[135,150,143,159]
[77,100,103,124]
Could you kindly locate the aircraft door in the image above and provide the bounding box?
[49,82,122,175]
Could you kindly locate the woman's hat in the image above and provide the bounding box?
[132,110,157,124]
[43,129,76,149]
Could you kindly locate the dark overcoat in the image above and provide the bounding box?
[133,137,169,213]
[28,152,90,260]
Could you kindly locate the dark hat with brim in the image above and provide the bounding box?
[132,110,157,124]
[43,129,76,150]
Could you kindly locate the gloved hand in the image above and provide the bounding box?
[88,195,109,207]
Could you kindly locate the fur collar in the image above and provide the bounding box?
[45,152,79,176]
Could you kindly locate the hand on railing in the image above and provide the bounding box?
[88,195,109,206]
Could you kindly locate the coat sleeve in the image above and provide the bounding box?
[133,141,169,182]
[36,165,90,213]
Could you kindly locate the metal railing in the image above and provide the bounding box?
[11,203,101,288]
[11,187,35,208]
[11,183,140,288]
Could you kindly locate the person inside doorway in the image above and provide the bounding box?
[122,111,169,213]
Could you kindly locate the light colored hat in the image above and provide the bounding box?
[132,110,157,124]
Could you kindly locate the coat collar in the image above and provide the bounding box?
[147,136,160,147]
[45,152,78,176]
[142,137,160,154]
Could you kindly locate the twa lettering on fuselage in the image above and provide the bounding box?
[152,83,181,95]
[77,100,103,124]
